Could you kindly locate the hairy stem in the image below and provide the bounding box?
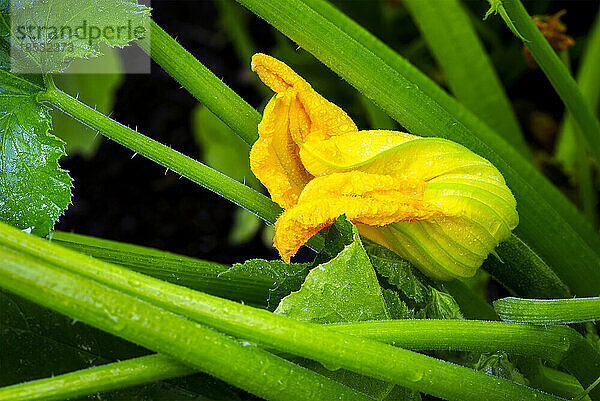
[495,296,600,324]
[38,77,325,252]
[0,222,562,401]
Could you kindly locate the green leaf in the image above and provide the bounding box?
[275,223,388,324]
[3,0,150,73]
[218,258,310,309]
[425,288,464,320]
[364,240,464,320]
[475,352,527,385]
[0,70,72,236]
[276,221,394,400]
[311,215,354,266]
[382,289,419,320]
[364,241,429,305]
[51,47,124,158]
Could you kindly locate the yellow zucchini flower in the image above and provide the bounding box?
[250,53,518,280]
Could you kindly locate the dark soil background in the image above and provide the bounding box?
[55,0,599,272]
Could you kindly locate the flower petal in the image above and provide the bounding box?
[250,54,518,280]
[250,93,313,208]
[298,131,499,182]
[251,53,357,142]
[282,129,518,279]
[273,171,437,263]
[250,53,359,208]
[298,130,417,177]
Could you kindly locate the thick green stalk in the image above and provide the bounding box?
[235,0,600,297]
[137,20,260,145]
[332,320,575,365]
[0,251,366,401]
[0,354,194,401]
[50,231,273,306]
[0,320,579,401]
[0,223,562,401]
[495,297,600,324]
[500,0,600,165]
[403,0,528,156]
[50,230,503,334]
[50,231,499,318]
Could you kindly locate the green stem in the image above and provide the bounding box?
[0,354,194,401]
[0,319,579,401]
[49,231,273,306]
[138,20,260,145]
[404,0,528,156]
[0,222,562,401]
[235,0,600,298]
[50,231,497,318]
[501,0,600,165]
[494,297,600,324]
[331,320,575,365]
